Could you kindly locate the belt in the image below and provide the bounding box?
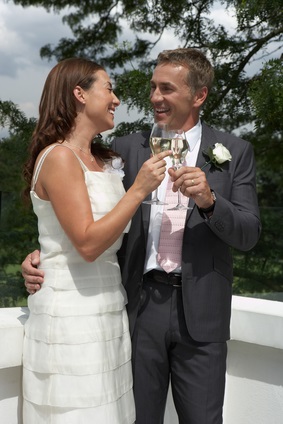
[144,269,182,287]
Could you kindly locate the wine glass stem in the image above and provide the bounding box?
[151,188,159,202]
[174,163,183,207]
[177,188,182,207]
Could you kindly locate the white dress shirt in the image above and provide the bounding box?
[143,120,202,274]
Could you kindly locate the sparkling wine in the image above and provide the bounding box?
[170,137,188,166]
[144,124,189,208]
[149,137,172,155]
[150,136,188,166]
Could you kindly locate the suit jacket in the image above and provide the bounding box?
[112,122,261,342]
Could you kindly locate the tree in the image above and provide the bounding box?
[0,101,38,306]
[11,0,283,134]
[233,57,283,298]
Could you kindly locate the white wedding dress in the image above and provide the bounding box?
[23,144,135,423]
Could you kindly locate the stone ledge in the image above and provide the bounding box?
[231,296,283,349]
[1,297,283,369]
[0,307,28,369]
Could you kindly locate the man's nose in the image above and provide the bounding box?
[150,88,163,103]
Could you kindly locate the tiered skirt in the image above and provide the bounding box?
[23,259,135,424]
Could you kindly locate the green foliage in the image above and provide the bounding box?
[0,187,38,306]
[0,102,38,306]
[241,58,283,210]
[108,118,152,142]
[114,68,153,115]
[249,59,283,136]
[0,100,36,137]
[234,0,283,27]
[0,266,27,307]
[233,208,283,297]
[235,56,283,297]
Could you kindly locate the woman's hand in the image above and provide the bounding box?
[22,250,44,294]
[133,150,171,199]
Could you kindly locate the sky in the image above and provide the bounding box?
[0,2,72,125]
[0,1,279,138]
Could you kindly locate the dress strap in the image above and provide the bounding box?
[31,144,88,191]
[59,144,89,172]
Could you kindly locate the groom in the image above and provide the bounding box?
[23,48,261,423]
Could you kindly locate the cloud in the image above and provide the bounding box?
[0,2,69,74]
[0,0,73,118]
[0,51,19,78]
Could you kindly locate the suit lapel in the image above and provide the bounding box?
[137,132,152,240]
[196,123,218,171]
[185,122,218,222]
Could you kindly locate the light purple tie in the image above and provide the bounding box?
[157,178,187,273]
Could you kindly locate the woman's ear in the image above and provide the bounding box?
[73,86,86,104]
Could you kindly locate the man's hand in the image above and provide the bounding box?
[22,250,44,294]
[169,166,214,210]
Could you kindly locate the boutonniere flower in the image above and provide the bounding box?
[202,143,232,171]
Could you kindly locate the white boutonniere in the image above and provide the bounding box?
[202,143,232,171]
[103,156,125,180]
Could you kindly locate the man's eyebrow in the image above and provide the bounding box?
[150,80,173,86]
[150,81,174,88]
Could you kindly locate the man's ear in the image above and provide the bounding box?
[194,86,208,107]
[73,86,86,104]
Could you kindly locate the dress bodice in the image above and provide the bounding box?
[30,144,130,268]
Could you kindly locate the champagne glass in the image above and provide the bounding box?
[143,123,172,205]
[166,130,191,211]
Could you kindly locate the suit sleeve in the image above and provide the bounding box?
[204,141,261,251]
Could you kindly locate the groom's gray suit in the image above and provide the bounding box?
[113,121,260,339]
[112,121,261,423]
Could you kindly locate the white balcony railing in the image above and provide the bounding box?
[1,296,283,424]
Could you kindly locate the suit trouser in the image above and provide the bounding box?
[131,278,227,424]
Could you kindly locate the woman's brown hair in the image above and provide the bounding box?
[23,57,118,202]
